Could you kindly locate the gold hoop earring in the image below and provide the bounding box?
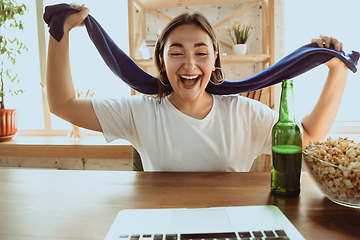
[158,69,169,86]
[210,67,225,85]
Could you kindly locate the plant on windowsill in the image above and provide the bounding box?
[0,0,28,142]
[223,20,251,55]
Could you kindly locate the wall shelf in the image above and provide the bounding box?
[136,0,261,9]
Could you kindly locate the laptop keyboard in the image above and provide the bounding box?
[119,230,290,240]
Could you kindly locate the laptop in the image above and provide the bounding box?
[105,205,305,240]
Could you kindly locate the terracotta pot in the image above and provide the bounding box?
[0,109,17,141]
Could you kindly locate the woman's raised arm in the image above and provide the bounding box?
[46,4,102,132]
[301,35,349,147]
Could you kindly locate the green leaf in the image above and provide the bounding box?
[5,69,11,79]
[11,74,18,83]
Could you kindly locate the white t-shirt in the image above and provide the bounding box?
[92,94,278,172]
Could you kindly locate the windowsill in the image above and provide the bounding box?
[0,135,132,159]
[327,133,360,143]
[329,122,360,135]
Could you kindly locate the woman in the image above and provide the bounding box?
[46,4,348,171]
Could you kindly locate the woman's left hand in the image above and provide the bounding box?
[311,35,346,70]
[311,34,343,51]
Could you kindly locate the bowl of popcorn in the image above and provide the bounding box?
[303,137,360,208]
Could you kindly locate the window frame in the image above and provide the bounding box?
[16,0,119,137]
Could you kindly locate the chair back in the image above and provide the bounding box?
[132,147,144,171]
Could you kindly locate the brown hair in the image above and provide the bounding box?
[154,12,224,101]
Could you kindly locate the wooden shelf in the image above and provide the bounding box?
[134,59,155,68]
[221,54,270,63]
[137,0,257,9]
[135,54,270,68]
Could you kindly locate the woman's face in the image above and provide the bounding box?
[163,24,217,103]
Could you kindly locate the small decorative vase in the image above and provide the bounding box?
[68,124,84,142]
[232,44,247,55]
[0,109,17,142]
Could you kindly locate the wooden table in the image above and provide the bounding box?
[0,170,359,240]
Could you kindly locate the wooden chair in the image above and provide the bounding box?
[132,147,144,171]
[241,88,274,173]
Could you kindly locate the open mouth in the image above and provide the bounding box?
[179,75,201,87]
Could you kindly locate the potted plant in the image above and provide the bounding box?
[223,20,251,55]
[0,0,28,141]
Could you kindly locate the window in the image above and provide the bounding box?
[11,1,358,136]
[4,0,43,130]
[284,0,360,134]
[10,0,129,135]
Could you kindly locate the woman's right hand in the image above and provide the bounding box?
[64,4,89,32]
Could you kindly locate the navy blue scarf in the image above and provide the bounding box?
[44,4,359,95]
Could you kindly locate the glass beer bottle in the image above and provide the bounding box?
[271,79,302,197]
